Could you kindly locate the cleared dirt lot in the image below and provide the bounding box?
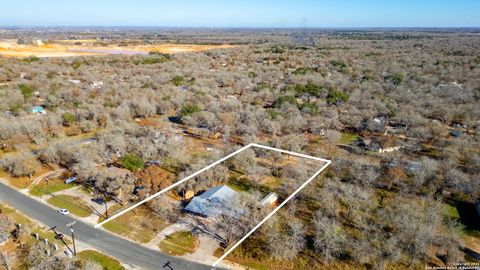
[0,39,234,57]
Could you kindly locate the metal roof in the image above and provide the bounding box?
[184,185,239,217]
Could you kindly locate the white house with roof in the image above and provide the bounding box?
[184,185,239,218]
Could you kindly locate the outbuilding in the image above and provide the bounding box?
[260,192,278,207]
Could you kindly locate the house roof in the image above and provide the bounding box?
[184,185,239,217]
[30,106,46,113]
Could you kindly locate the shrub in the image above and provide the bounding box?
[293,83,323,97]
[18,84,34,102]
[61,112,76,126]
[136,54,171,65]
[326,88,349,105]
[148,51,172,59]
[300,102,318,115]
[330,60,347,70]
[271,45,286,54]
[292,67,317,75]
[24,56,40,63]
[121,153,144,172]
[385,73,404,85]
[71,61,82,70]
[172,76,185,86]
[274,95,298,108]
[180,104,201,116]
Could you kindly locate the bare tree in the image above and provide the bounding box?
[313,213,346,262]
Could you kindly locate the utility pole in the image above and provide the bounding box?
[103,193,109,218]
[66,221,77,255]
[49,226,74,255]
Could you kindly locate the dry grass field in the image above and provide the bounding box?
[0,39,234,57]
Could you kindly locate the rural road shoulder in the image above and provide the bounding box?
[0,180,220,270]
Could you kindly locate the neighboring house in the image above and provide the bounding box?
[30,106,46,115]
[356,136,403,154]
[91,81,104,89]
[260,192,278,207]
[184,185,239,218]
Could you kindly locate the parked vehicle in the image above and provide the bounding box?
[58,209,70,215]
[91,198,105,205]
[65,176,77,184]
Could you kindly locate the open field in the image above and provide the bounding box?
[0,39,235,57]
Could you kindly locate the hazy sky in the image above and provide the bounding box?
[1,0,479,28]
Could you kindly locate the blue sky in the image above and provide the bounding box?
[1,0,479,27]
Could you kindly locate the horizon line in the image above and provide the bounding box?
[1,25,480,30]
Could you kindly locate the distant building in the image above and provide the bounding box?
[68,79,81,84]
[356,136,403,154]
[30,106,46,115]
[91,81,104,89]
[260,192,278,207]
[184,185,239,218]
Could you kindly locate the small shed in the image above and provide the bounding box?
[260,192,278,207]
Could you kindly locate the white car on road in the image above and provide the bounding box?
[58,209,70,215]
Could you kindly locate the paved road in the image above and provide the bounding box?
[0,181,218,270]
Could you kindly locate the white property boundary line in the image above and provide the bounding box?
[211,144,330,269]
[94,143,331,269]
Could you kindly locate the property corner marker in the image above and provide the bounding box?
[94,143,331,269]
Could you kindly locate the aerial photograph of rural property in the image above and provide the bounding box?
[0,1,479,269]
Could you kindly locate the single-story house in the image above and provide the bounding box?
[260,192,278,207]
[30,106,47,115]
[184,185,239,218]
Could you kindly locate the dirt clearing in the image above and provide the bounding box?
[0,39,235,58]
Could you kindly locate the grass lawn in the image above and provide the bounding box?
[47,194,93,217]
[339,132,359,144]
[158,231,197,256]
[101,205,169,243]
[30,177,76,197]
[78,250,124,270]
[444,203,460,220]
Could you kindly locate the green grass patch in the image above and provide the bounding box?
[78,250,124,270]
[228,178,252,192]
[158,231,197,256]
[47,195,93,217]
[30,179,75,197]
[339,133,359,144]
[444,203,460,220]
